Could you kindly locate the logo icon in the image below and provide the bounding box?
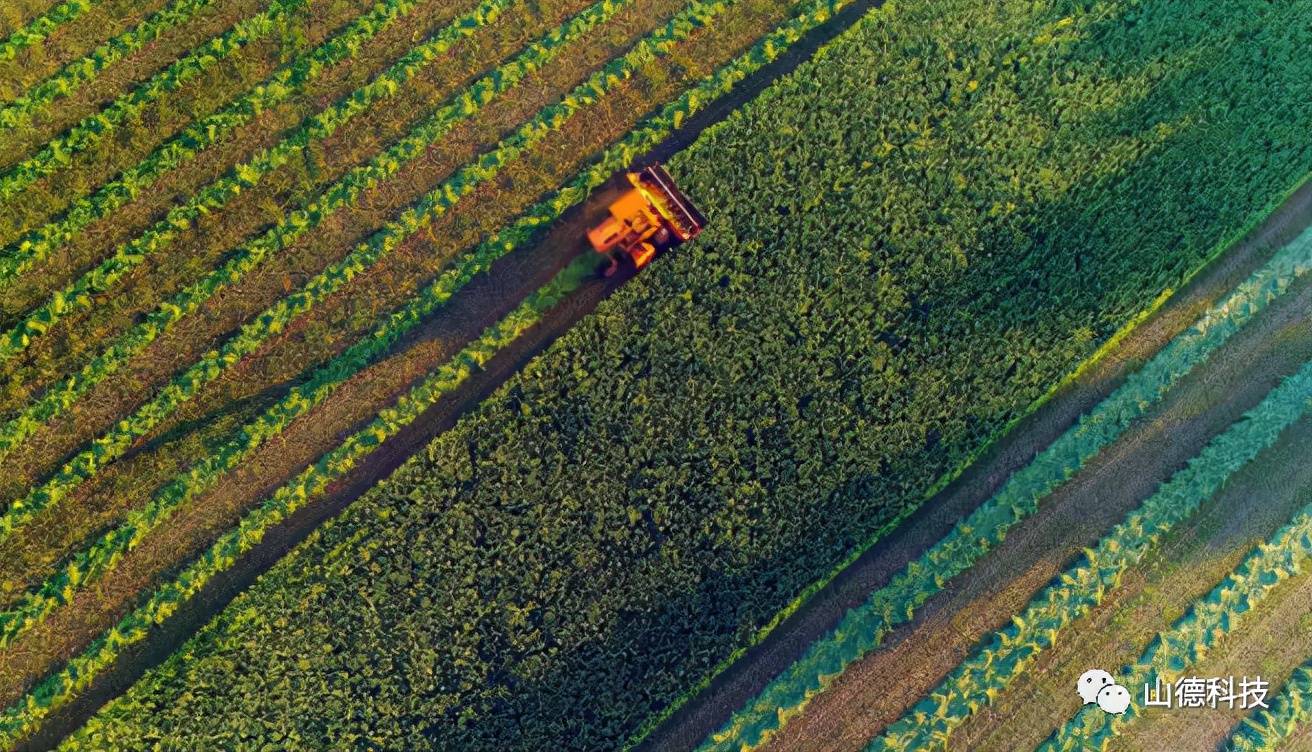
[1078,668,1130,715]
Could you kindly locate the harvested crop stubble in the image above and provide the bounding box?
[52,0,1312,749]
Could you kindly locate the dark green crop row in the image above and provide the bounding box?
[700,220,1312,752]
[0,0,484,286]
[48,0,1312,749]
[0,0,724,651]
[0,0,309,201]
[0,0,101,61]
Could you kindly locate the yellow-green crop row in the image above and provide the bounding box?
[0,0,621,472]
[2,0,870,740]
[0,0,729,651]
[0,0,501,286]
[0,0,223,127]
[0,0,510,374]
[0,0,308,200]
[866,356,1312,751]
[0,0,103,61]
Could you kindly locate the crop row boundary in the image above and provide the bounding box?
[1042,487,1312,750]
[865,356,1312,750]
[0,0,490,286]
[0,0,102,61]
[637,162,1312,751]
[0,0,641,542]
[0,0,221,128]
[0,0,700,649]
[0,0,884,742]
[0,0,524,442]
[0,0,309,201]
[1227,661,1312,751]
[696,216,1312,751]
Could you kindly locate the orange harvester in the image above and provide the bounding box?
[587,164,706,275]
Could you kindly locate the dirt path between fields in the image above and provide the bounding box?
[637,178,1312,752]
[953,413,1312,751]
[11,0,899,746]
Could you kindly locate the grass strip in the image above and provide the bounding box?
[0,0,502,287]
[1039,480,1312,749]
[0,0,872,741]
[0,0,103,61]
[0,0,726,650]
[1227,661,1312,752]
[0,0,624,473]
[697,226,1312,752]
[865,356,1312,751]
[0,0,309,201]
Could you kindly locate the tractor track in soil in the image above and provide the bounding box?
[12,0,894,745]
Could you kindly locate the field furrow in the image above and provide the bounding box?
[1229,660,1312,752]
[1039,478,1312,750]
[0,0,102,62]
[864,355,1312,750]
[0,0,510,425]
[0,0,222,129]
[0,1,866,740]
[0,0,306,197]
[698,216,1312,752]
[0,0,494,290]
[0,0,663,557]
[0,0,704,651]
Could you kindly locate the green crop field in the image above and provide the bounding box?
[1,0,1311,749]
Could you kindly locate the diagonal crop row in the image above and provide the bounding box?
[0,0,309,201]
[865,356,1312,752]
[1040,479,1312,750]
[0,0,872,739]
[0,0,732,650]
[0,0,622,466]
[3,257,592,752]
[0,0,103,61]
[1227,661,1312,752]
[0,0,510,361]
[0,0,505,286]
[697,223,1312,752]
[0,0,220,128]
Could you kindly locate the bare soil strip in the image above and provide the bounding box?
[0,0,817,713]
[5,1,918,745]
[953,415,1312,751]
[639,180,1312,752]
[0,0,176,100]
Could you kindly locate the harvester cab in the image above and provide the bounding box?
[587,163,706,277]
